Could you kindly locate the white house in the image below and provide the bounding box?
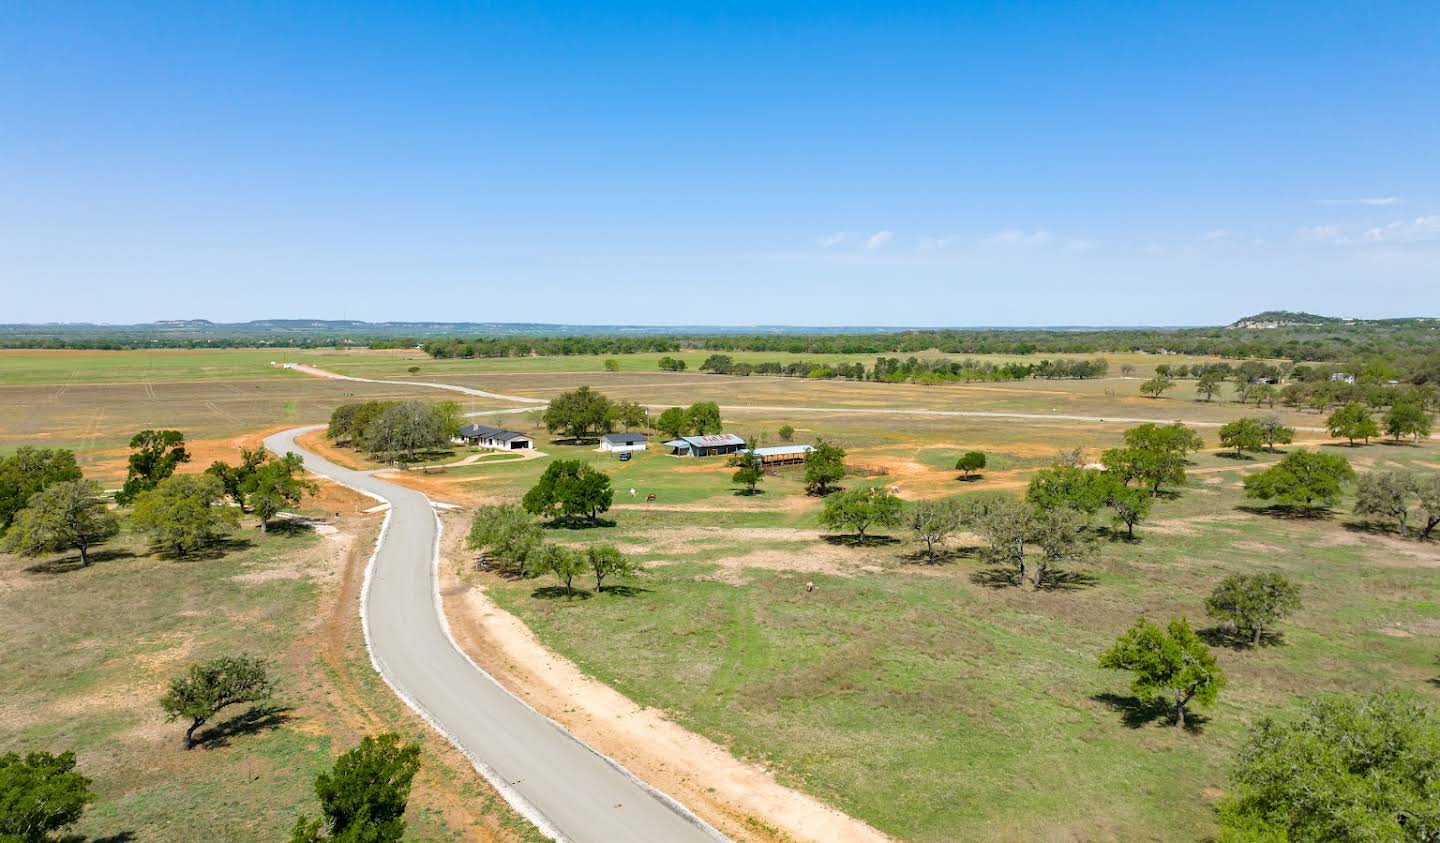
[457,423,534,450]
[599,432,648,452]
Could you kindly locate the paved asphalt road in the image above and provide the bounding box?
[265,426,724,843]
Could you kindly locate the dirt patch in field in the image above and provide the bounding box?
[436,519,894,843]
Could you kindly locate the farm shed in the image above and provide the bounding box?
[599,432,648,452]
[745,444,814,466]
[457,424,533,450]
[663,433,746,457]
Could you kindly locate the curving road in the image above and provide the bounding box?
[264,426,725,843]
[281,363,1352,432]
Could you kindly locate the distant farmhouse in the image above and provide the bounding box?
[599,432,648,452]
[457,423,534,450]
[663,433,746,457]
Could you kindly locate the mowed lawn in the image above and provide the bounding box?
[479,442,1440,842]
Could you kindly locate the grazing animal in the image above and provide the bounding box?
[645,493,657,503]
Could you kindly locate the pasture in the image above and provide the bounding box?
[2,346,1436,841]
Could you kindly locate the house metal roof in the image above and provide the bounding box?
[680,434,745,447]
[460,424,529,442]
[747,445,814,457]
[602,432,648,444]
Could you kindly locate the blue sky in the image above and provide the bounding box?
[2,2,1437,326]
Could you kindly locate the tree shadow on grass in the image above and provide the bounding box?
[543,516,618,530]
[1091,692,1209,733]
[531,585,593,600]
[1198,625,1285,651]
[149,535,255,561]
[731,488,767,497]
[197,703,293,749]
[59,834,136,843]
[261,518,317,536]
[1035,569,1100,591]
[24,547,135,575]
[1236,504,1334,521]
[956,474,986,483]
[898,546,977,565]
[599,583,651,597]
[1214,451,1255,461]
[551,437,600,447]
[970,566,1023,589]
[1095,526,1141,545]
[821,533,901,548]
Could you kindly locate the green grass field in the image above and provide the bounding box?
[478,441,1440,842]
[0,509,543,842]
[3,346,1437,842]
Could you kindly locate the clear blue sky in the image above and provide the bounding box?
[2,2,1436,326]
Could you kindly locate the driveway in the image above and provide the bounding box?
[265,426,724,843]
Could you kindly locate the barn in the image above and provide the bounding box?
[745,444,814,466]
[599,432,648,452]
[457,424,534,450]
[663,433,746,457]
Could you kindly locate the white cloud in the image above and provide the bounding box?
[980,228,1053,247]
[1297,216,1440,246]
[1202,229,1229,240]
[864,230,893,250]
[917,234,964,251]
[1317,196,1402,206]
[817,232,848,247]
[1361,215,1440,244]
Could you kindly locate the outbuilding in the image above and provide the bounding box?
[663,433,746,457]
[599,432,648,452]
[457,423,534,450]
[744,444,814,466]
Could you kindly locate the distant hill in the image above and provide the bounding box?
[1228,311,1436,330]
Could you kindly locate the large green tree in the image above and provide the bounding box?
[1139,375,1174,398]
[1327,402,1379,446]
[1103,422,1204,496]
[655,407,689,439]
[1098,616,1224,729]
[363,401,448,461]
[1354,470,1417,535]
[542,386,616,439]
[819,487,903,541]
[245,452,317,532]
[0,447,82,534]
[160,654,274,749]
[1384,401,1433,442]
[684,401,723,435]
[205,446,269,512]
[585,543,637,592]
[130,474,239,557]
[540,543,588,596]
[465,504,544,577]
[1243,449,1355,511]
[1218,418,1266,457]
[291,734,421,843]
[905,498,962,562]
[1,479,118,567]
[1257,416,1296,452]
[1205,572,1301,646]
[1219,693,1440,842]
[0,750,95,843]
[803,438,847,495]
[116,430,190,504]
[522,460,613,521]
[955,451,986,479]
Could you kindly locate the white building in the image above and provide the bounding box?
[457,424,534,450]
[599,432,648,452]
